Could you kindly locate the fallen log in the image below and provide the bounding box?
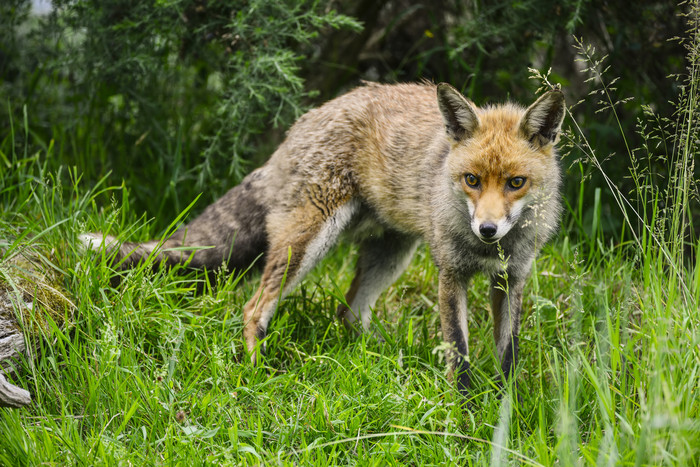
[0,248,74,408]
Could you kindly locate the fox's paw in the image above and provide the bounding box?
[336,303,360,333]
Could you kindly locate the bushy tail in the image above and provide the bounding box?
[79,167,271,272]
[78,232,203,269]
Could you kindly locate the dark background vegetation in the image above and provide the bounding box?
[0,0,693,242]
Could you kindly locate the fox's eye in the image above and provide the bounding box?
[464,173,480,188]
[508,177,526,189]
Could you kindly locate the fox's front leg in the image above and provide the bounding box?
[490,273,526,381]
[438,271,471,397]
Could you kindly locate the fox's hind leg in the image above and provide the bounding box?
[337,231,418,332]
[242,200,358,362]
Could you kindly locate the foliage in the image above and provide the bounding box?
[0,1,31,86]
[1,0,359,221]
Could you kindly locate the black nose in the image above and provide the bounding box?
[479,222,498,238]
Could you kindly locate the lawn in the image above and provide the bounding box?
[0,107,698,465]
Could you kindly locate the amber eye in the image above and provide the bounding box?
[508,177,526,189]
[464,173,480,188]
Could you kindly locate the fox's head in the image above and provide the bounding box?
[436,83,566,243]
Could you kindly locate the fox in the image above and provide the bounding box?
[81,81,565,396]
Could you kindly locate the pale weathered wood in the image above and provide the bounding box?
[0,307,27,363]
[0,370,31,408]
[0,293,32,407]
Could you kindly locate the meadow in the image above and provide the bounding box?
[1,2,699,465]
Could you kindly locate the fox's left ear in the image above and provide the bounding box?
[520,90,566,148]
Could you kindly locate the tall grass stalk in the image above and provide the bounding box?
[537,3,699,462]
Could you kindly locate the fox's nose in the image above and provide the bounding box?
[479,222,498,238]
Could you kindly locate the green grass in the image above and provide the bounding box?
[2,35,700,467]
[1,125,698,466]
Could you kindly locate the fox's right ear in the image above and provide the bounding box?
[437,83,480,142]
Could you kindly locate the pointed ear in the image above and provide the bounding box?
[520,90,566,148]
[437,83,480,142]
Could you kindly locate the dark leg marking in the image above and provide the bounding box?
[500,334,519,380]
[455,355,471,398]
[438,272,471,397]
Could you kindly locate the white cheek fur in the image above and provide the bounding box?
[508,197,528,222]
[466,198,475,217]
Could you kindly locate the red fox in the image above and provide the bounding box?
[81,82,565,396]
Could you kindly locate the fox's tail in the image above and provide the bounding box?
[79,168,271,272]
[78,232,207,269]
